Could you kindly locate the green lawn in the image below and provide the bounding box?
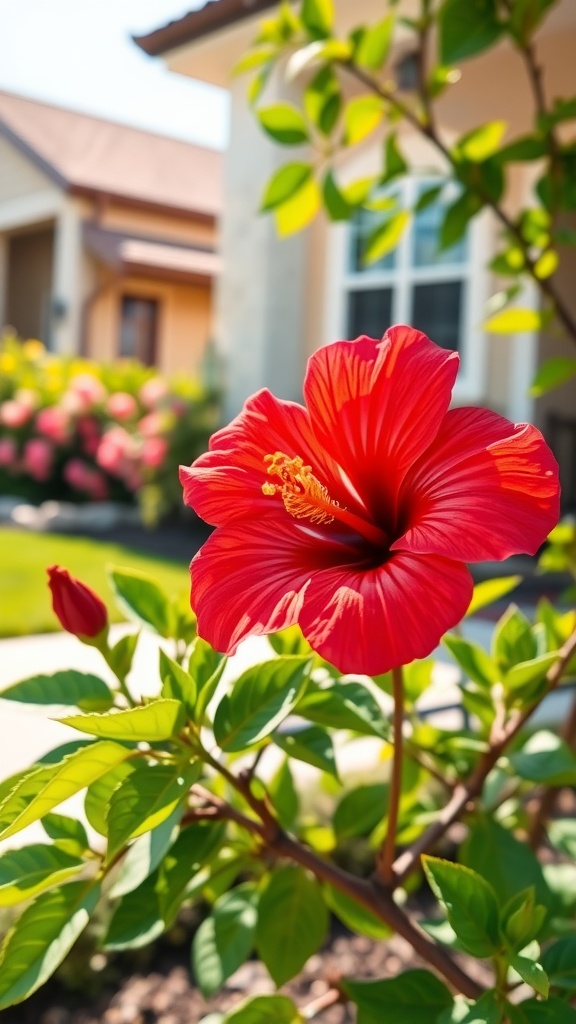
[0,529,190,637]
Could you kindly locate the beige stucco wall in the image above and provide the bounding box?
[99,202,217,250]
[5,225,54,341]
[86,273,213,378]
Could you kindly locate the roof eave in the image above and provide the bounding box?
[133,0,277,57]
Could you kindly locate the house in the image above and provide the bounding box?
[135,0,576,508]
[0,90,222,377]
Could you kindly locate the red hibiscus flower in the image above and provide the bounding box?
[180,327,559,675]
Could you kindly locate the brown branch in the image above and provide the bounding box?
[393,627,576,885]
[377,664,404,883]
[302,986,344,1020]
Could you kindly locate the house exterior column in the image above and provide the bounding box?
[216,77,310,421]
[0,233,8,331]
[50,202,83,355]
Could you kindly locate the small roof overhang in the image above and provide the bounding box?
[133,0,277,56]
[84,224,221,285]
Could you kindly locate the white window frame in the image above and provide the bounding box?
[323,176,491,404]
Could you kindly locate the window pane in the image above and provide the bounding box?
[119,297,158,365]
[412,185,468,267]
[411,281,463,350]
[349,207,397,274]
[347,288,393,340]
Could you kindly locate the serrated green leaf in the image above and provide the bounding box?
[274,724,338,777]
[423,857,500,957]
[256,867,328,986]
[193,883,260,997]
[342,969,453,1024]
[223,994,302,1024]
[106,762,198,861]
[0,880,100,1008]
[511,954,549,998]
[213,657,310,752]
[108,566,174,637]
[364,209,409,264]
[344,95,385,146]
[323,884,391,939]
[159,649,197,715]
[261,162,312,212]
[334,783,388,840]
[355,15,394,70]
[109,805,181,898]
[0,844,85,907]
[439,0,502,64]
[530,357,576,396]
[510,730,576,785]
[60,699,186,742]
[443,635,499,688]
[258,103,309,145]
[484,308,543,333]
[0,670,113,712]
[0,741,133,841]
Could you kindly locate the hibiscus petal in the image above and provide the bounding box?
[303,326,459,522]
[190,516,354,656]
[180,388,350,527]
[299,552,473,676]
[392,407,560,562]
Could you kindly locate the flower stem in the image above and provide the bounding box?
[378,664,404,884]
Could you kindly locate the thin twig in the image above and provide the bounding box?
[302,987,344,1020]
[393,627,576,885]
[378,664,404,883]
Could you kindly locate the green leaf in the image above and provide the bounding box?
[342,969,453,1024]
[323,884,391,940]
[484,308,543,333]
[509,999,576,1024]
[548,819,576,859]
[258,103,309,145]
[104,871,164,950]
[355,15,394,70]
[106,762,198,861]
[422,857,500,957]
[509,731,576,785]
[541,936,576,990]
[511,954,549,998]
[304,65,341,136]
[190,637,227,722]
[364,210,409,264]
[530,357,576,396]
[223,994,302,1024]
[504,653,557,698]
[533,250,559,280]
[274,724,338,777]
[0,670,113,712]
[106,631,139,682]
[42,812,89,854]
[382,132,408,182]
[460,816,550,908]
[415,184,444,213]
[213,656,310,752]
[334,783,388,840]
[233,46,277,77]
[60,699,186,742]
[0,844,85,907]
[256,866,328,985]
[267,757,299,830]
[84,759,137,836]
[457,121,507,162]
[159,649,197,715]
[298,680,388,738]
[454,992,503,1024]
[467,576,521,616]
[156,821,227,925]
[322,170,354,220]
[0,741,133,841]
[301,0,333,38]
[443,635,499,688]
[344,95,385,146]
[0,880,100,1009]
[439,0,502,64]
[496,136,548,163]
[440,192,482,249]
[492,605,537,672]
[501,888,547,949]
[192,883,260,997]
[274,175,320,235]
[109,805,182,898]
[108,566,173,637]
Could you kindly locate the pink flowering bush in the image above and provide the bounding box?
[0,333,219,521]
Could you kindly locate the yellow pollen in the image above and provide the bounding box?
[262,451,338,525]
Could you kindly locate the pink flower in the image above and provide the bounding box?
[64,459,108,500]
[142,436,168,469]
[140,377,168,409]
[36,406,70,445]
[181,327,560,675]
[96,426,133,476]
[0,400,32,429]
[0,437,17,468]
[69,373,106,408]
[107,392,138,421]
[23,438,54,482]
[138,412,164,438]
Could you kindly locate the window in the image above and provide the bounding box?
[119,296,159,365]
[336,177,488,401]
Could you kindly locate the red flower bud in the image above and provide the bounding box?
[47,565,108,639]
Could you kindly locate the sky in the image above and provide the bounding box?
[0,0,229,149]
